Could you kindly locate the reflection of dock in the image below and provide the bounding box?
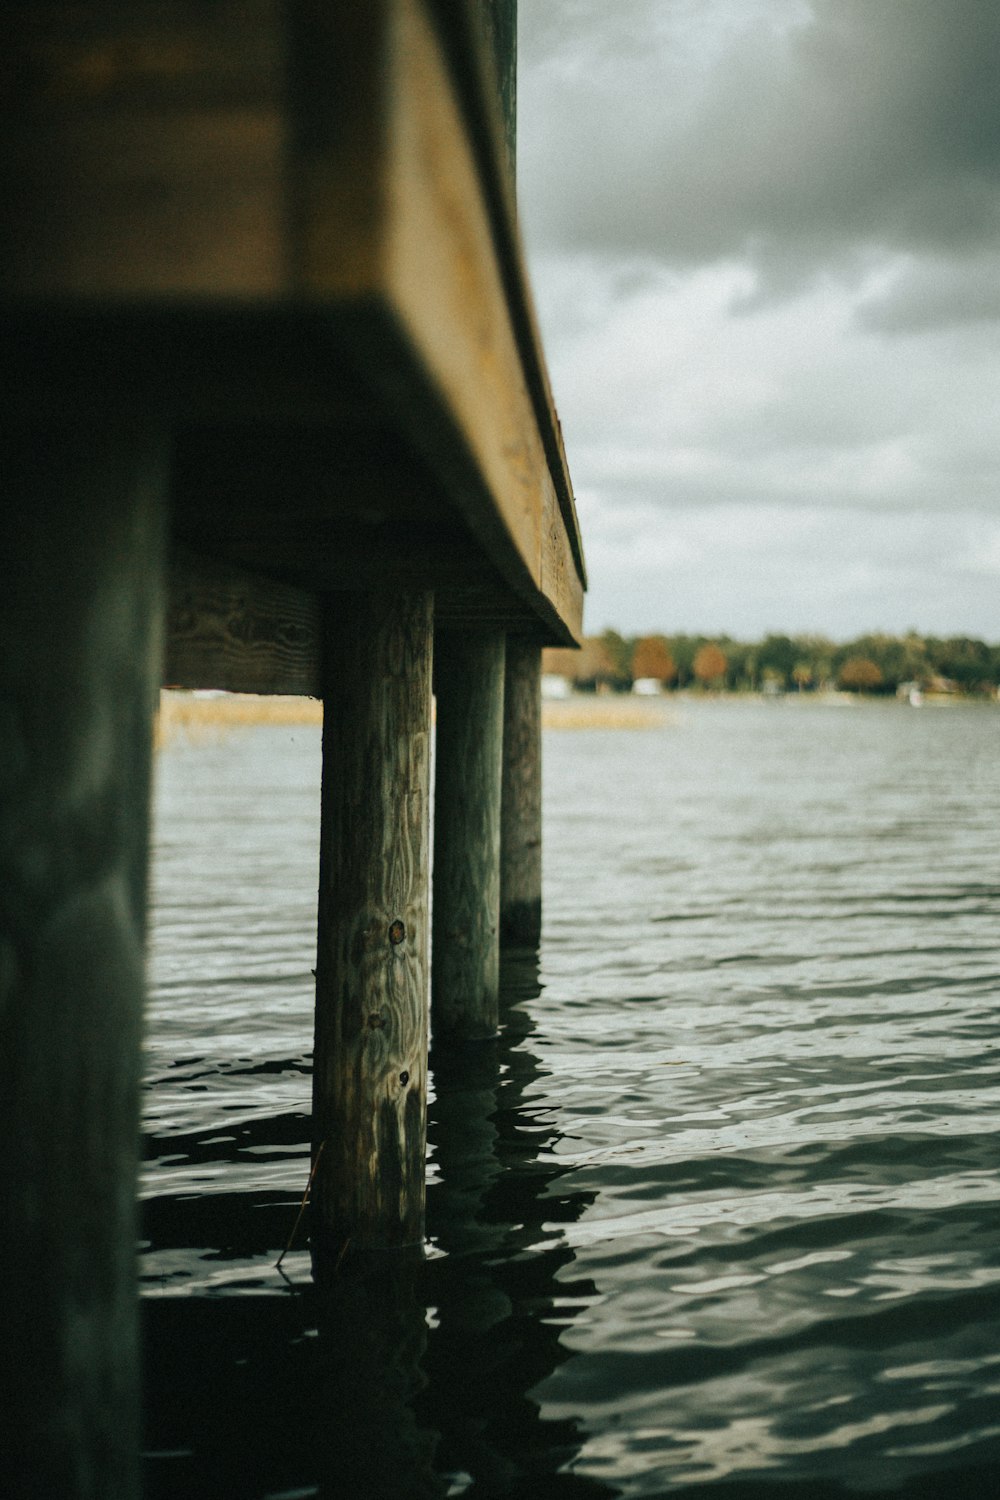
[140,953,614,1500]
[1,5,585,1494]
[419,951,612,1497]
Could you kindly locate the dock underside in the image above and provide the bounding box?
[1,5,584,1494]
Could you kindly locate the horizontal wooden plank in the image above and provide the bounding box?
[426,0,586,590]
[165,546,321,695]
[383,0,543,592]
[295,0,584,641]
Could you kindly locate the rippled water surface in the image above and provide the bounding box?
[143,700,1000,1497]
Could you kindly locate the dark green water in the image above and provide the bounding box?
[143,700,1000,1497]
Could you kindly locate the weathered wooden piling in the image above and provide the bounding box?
[0,405,166,1500]
[432,631,506,1040]
[500,638,543,946]
[312,591,434,1255]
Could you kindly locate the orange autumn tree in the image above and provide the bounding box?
[576,636,617,685]
[631,635,676,684]
[541,646,579,680]
[693,642,728,688]
[543,638,616,687]
[838,656,884,692]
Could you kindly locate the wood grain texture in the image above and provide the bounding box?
[500,639,542,947]
[432,630,505,1040]
[539,469,586,645]
[0,405,166,1498]
[312,591,433,1255]
[165,546,320,695]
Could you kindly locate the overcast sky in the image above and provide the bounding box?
[517,0,1000,640]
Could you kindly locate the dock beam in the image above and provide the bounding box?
[0,405,165,1499]
[312,591,434,1258]
[432,631,506,1040]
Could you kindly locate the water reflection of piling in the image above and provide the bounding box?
[140,957,617,1498]
[313,1248,444,1500]
[418,950,617,1498]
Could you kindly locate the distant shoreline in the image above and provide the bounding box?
[158,686,995,747]
[156,688,668,740]
[540,687,998,727]
[156,687,672,740]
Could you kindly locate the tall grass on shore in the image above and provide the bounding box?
[156,689,667,747]
[540,696,669,729]
[156,690,323,747]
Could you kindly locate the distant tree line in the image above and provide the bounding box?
[543,631,1000,697]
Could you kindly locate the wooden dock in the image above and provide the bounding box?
[0,3,584,1495]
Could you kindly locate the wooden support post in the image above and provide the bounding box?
[312,591,434,1258]
[432,631,505,1040]
[0,409,166,1499]
[500,638,543,947]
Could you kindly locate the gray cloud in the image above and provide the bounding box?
[520,0,1000,295]
[576,495,1000,638]
[857,251,1000,332]
[518,3,1000,637]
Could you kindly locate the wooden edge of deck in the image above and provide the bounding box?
[301,0,585,643]
[328,296,584,648]
[387,0,586,621]
[426,0,587,593]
